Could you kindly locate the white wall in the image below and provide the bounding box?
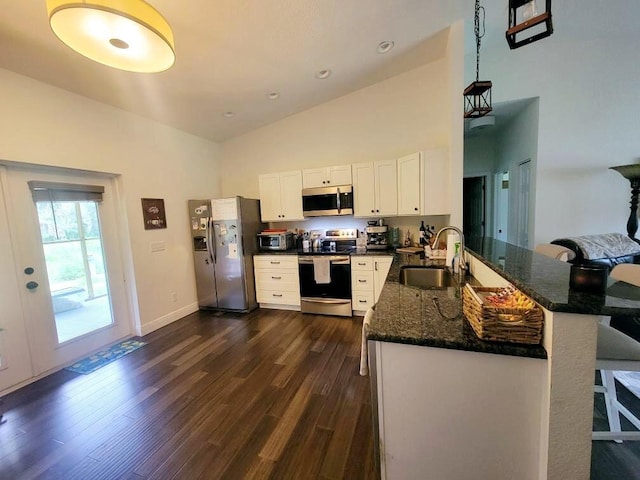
[0,68,222,335]
[472,6,640,244]
[220,42,460,219]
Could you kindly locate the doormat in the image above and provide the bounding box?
[65,339,147,375]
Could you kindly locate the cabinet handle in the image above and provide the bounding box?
[357,262,366,266]
[376,209,380,213]
[322,180,326,184]
[270,261,280,265]
[414,207,418,211]
[271,276,282,280]
[375,262,378,271]
[371,209,375,213]
[359,299,367,303]
[272,293,283,297]
[358,279,367,283]
[327,180,330,184]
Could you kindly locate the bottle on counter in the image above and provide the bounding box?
[419,221,427,246]
[404,229,411,247]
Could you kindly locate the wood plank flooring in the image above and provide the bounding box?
[0,309,377,480]
[2,307,640,479]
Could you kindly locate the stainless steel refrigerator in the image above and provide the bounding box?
[188,197,264,312]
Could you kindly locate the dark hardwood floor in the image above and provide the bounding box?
[2,307,640,479]
[0,309,376,480]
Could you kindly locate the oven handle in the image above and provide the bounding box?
[298,256,350,264]
[301,298,352,305]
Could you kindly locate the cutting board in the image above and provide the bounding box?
[395,247,423,254]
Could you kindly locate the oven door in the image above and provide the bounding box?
[298,255,352,316]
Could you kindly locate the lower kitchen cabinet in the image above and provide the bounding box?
[254,255,300,309]
[352,255,392,314]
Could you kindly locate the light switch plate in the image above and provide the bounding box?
[150,241,166,252]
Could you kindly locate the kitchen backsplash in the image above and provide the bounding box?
[268,214,450,247]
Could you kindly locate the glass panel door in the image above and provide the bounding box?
[35,200,113,343]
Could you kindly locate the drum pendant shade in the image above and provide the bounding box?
[46,0,175,73]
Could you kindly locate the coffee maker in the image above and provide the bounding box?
[365,225,388,250]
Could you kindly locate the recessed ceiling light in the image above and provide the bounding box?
[223,111,234,118]
[267,92,280,100]
[315,69,332,80]
[377,41,395,54]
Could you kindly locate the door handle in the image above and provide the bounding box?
[26,281,39,290]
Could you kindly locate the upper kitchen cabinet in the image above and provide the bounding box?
[396,150,450,216]
[397,152,422,215]
[302,165,352,188]
[352,160,398,217]
[422,149,449,216]
[258,171,304,222]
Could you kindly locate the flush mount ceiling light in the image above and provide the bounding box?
[315,69,332,80]
[506,0,553,49]
[463,0,492,118]
[223,111,235,118]
[377,41,394,54]
[46,0,175,73]
[266,92,280,100]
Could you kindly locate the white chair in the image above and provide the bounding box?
[593,263,640,442]
[534,244,640,441]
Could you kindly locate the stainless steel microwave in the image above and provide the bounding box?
[302,185,353,217]
[257,232,294,251]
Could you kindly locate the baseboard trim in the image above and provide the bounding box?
[138,302,199,336]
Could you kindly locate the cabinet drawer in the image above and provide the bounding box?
[255,271,299,292]
[254,255,298,270]
[352,292,374,310]
[351,257,373,271]
[352,271,374,291]
[257,289,301,306]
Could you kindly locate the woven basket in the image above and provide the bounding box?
[462,284,544,345]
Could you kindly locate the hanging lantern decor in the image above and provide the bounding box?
[506,0,553,49]
[464,0,492,118]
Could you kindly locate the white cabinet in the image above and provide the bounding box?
[302,165,352,188]
[351,255,392,313]
[254,255,300,308]
[258,171,303,222]
[398,150,450,216]
[397,152,422,215]
[352,160,397,217]
[422,148,449,215]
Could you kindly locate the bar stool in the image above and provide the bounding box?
[593,264,640,441]
[534,244,640,441]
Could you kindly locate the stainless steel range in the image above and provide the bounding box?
[298,228,357,317]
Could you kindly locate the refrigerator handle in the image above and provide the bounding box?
[207,217,214,264]
[212,222,217,264]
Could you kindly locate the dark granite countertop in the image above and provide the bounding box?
[367,252,548,359]
[466,237,640,316]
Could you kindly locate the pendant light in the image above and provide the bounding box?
[464,0,492,118]
[506,0,553,49]
[46,0,175,73]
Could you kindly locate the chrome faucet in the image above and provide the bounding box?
[432,226,466,279]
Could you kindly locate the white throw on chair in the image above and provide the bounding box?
[535,244,640,441]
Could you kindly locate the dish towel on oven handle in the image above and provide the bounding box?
[360,307,374,376]
[313,257,331,284]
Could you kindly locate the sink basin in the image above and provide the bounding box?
[398,265,456,289]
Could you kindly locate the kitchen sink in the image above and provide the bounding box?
[398,265,456,289]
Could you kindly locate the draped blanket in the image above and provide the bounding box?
[565,233,640,260]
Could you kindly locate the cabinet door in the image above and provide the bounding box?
[279,170,304,220]
[352,162,376,217]
[375,160,398,216]
[373,256,393,302]
[258,173,282,221]
[327,164,352,186]
[422,149,450,215]
[302,168,327,188]
[397,152,422,215]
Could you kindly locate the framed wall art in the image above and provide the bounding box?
[141,198,167,230]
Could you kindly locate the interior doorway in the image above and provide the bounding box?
[494,171,509,242]
[463,176,486,245]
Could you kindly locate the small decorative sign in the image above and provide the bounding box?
[141,198,167,230]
